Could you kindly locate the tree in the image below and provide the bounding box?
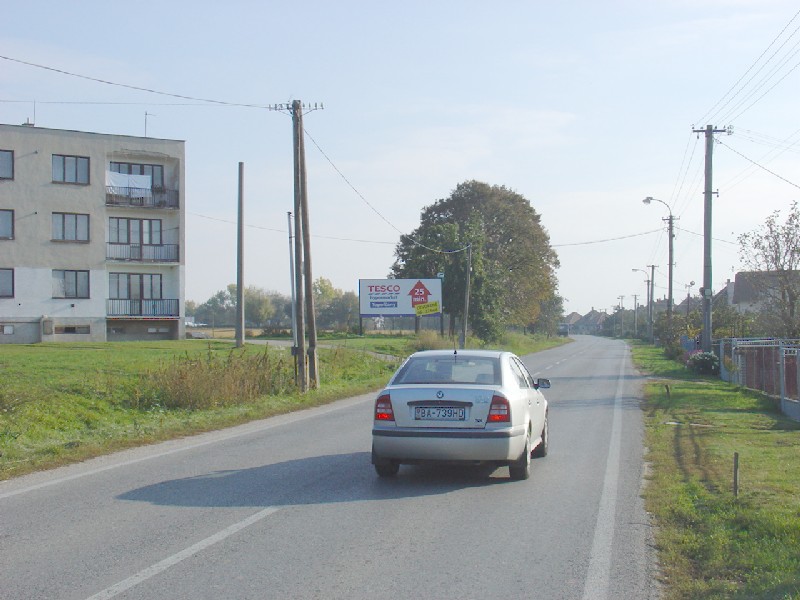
[738,201,800,337]
[392,181,560,343]
[312,278,358,332]
[193,284,275,328]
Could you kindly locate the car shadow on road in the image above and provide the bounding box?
[117,452,515,509]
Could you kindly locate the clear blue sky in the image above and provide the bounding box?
[3,0,800,315]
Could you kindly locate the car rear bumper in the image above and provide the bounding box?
[372,425,526,463]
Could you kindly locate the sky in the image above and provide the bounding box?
[3,0,800,316]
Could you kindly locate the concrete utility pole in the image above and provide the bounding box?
[633,294,639,336]
[460,244,472,349]
[648,264,656,342]
[643,197,676,335]
[693,124,728,353]
[618,295,625,337]
[235,162,245,348]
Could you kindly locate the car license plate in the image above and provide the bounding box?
[414,406,466,421]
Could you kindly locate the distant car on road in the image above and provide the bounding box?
[371,349,550,479]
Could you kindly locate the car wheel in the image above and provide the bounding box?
[532,413,548,458]
[509,428,531,480]
[374,462,399,477]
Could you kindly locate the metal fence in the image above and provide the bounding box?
[718,338,800,421]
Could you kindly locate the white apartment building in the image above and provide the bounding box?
[0,123,185,343]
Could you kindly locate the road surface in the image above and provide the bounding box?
[0,335,658,599]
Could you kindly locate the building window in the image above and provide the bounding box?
[0,209,12,239]
[54,325,90,335]
[0,268,13,297]
[110,162,164,189]
[0,150,13,180]
[2,324,14,335]
[109,217,162,245]
[52,212,89,242]
[109,273,162,299]
[52,270,89,298]
[52,154,90,184]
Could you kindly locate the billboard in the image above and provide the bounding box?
[359,278,443,317]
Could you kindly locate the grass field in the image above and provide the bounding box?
[632,342,800,599]
[0,332,566,481]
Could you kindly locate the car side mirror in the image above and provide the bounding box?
[534,378,551,390]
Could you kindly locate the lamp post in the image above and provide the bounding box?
[632,268,651,341]
[685,280,695,317]
[643,197,676,336]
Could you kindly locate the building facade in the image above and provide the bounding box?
[0,123,185,343]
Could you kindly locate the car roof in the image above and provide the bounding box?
[406,349,513,359]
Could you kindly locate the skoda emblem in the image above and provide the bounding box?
[436,390,445,399]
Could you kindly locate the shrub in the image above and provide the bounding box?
[686,351,720,376]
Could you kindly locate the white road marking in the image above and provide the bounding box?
[581,349,625,600]
[84,506,281,600]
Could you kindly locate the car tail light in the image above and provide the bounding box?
[374,394,394,421]
[488,394,511,423]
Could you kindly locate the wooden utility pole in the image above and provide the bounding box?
[292,103,307,391]
[291,100,319,390]
[298,103,319,388]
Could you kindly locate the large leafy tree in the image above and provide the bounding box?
[738,201,800,337]
[392,180,559,342]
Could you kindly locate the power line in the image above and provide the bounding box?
[302,128,470,256]
[696,7,800,125]
[0,54,273,109]
[715,137,800,190]
[552,228,662,247]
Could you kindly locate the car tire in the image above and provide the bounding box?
[509,428,531,480]
[532,413,549,458]
[374,462,400,477]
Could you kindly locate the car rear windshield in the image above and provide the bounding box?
[393,356,501,385]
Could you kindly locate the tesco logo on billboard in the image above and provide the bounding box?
[367,284,401,293]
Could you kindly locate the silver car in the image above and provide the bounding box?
[371,349,550,479]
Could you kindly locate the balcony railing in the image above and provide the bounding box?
[105,186,179,209]
[107,298,179,317]
[107,243,179,262]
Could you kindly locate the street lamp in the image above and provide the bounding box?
[685,280,695,317]
[643,197,676,335]
[632,268,652,341]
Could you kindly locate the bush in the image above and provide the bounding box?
[686,351,720,376]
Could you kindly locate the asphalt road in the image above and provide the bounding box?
[0,335,659,600]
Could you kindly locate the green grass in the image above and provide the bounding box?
[0,341,397,480]
[632,342,800,599]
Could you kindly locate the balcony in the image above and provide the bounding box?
[105,186,179,209]
[107,243,179,262]
[107,299,179,317]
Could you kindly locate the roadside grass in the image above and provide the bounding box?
[631,342,800,599]
[0,341,396,480]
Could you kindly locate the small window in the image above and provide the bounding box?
[52,154,90,184]
[0,268,13,297]
[52,213,89,241]
[0,210,12,239]
[55,325,90,335]
[52,270,89,298]
[0,150,13,180]
[2,324,13,335]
